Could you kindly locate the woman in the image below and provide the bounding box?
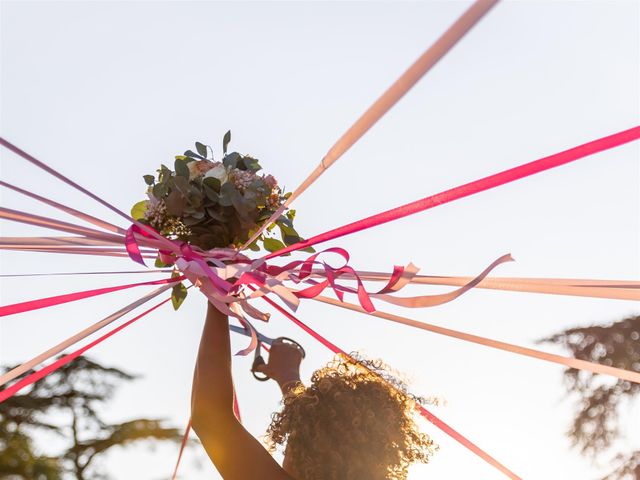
[191,302,435,480]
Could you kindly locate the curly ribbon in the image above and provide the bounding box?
[240,0,499,250]
[0,276,184,317]
[265,126,640,258]
[312,295,640,384]
[0,284,174,388]
[257,292,521,480]
[0,296,172,403]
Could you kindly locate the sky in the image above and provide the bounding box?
[1,1,639,479]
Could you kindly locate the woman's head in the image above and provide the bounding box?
[266,354,436,480]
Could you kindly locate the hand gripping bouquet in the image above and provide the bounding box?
[131,131,312,312]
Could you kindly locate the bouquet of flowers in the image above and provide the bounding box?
[131,131,310,257]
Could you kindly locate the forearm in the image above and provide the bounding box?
[191,303,235,424]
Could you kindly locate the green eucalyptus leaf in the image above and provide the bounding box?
[195,142,208,158]
[222,152,240,169]
[130,200,148,220]
[175,159,190,178]
[173,175,190,196]
[205,208,226,222]
[218,182,236,207]
[277,216,294,229]
[263,237,286,252]
[203,176,221,192]
[171,283,188,310]
[165,190,187,216]
[153,182,168,198]
[183,215,203,226]
[143,175,155,185]
[203,185,219,202]
[300,245,316,253]
[284,236,301,246]
[223,130,231,154]
[184,150,204,160]
[243,156,261,172]
[154,255,171,268]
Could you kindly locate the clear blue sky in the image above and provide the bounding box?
[1,1,638,479]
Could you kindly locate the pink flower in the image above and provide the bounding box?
[264,174,278,189]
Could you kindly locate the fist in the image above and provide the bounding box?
[253,338,304,385]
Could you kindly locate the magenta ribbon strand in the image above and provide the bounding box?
[0,297,171,403]
[0,276,183,317]
[266,126,640,258]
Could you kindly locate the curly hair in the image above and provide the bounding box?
[265,354,437,480]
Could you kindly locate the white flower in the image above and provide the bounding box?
[204,164,228,183]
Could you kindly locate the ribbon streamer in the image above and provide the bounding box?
[266,126,640,258]
[0,269,172,278]
[348,271,640,301]
[0,276,183,317]
[0,296,172,403]
[0,180,126,234]
[240,0,499,250]
[312,295,640,384]
[0,207,126,244]
[0,137,179,254]
[0,284,173,387]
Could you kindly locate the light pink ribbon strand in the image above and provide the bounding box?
[312,295,640,384]
[0,207,126,244]
[240,0,499,250]
[334,271,640,301]
[0,180,126,235]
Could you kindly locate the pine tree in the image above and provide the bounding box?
[540,314,640,479]
[1,356,188,479]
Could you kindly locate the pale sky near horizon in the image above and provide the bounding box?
[1,1,639,479]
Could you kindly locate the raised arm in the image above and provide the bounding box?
[191,302,293,480]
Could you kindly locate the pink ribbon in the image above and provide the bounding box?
[0,296,172,403]
[0,276,183,317]
[265,126,640,258]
